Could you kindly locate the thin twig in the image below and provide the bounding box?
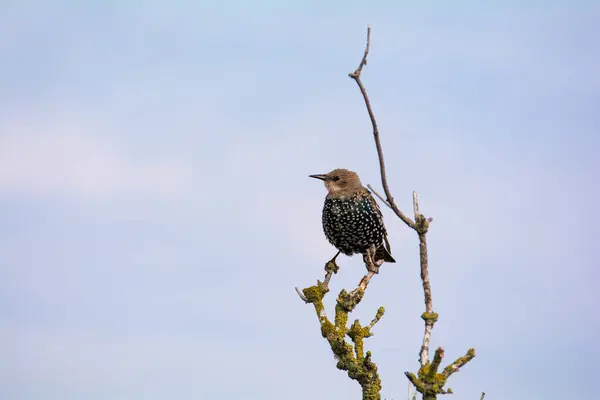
[413,191,420,217]
[480,392,486,400]
[352,270,377,296]
[367,184,392,207]
[295,257,337,302]
[349,25,371,77]
[295,287,308,302]
[348,26,416,230]
[367,306,385,330]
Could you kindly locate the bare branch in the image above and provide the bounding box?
[349,25,371,78]
[480,392,486,400]
[348,26,416,230]
[413,191,420,217]
[367,184,392,208]
[418,229,436,366]
[295,253,340,302]
[295,287,308,302]
[323,267,335,287]
[355,270,376,294]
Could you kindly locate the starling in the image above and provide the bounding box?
[310,168,395,270]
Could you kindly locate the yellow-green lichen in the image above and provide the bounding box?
[415,213,430,233]
[421,311,439,323]
[338,289,365,311]
[302,281,328,302]
[408,346,476,399]
[334,303,349,331]
[320,320,335,338]
[302,271,385,399]
[347,320,369,361]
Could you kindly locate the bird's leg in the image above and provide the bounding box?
[325,251,341,274]
[321,251,341,288]
[363,247,380,274]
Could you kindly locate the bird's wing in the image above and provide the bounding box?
[366,189,392,252]
[365,189,385,220]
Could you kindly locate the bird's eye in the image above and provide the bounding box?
[332,176,340,181]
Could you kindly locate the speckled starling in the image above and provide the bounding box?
[310,168,395,268]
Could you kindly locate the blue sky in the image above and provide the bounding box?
[1,1,598,399]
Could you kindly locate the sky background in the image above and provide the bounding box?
[1,1,599,399]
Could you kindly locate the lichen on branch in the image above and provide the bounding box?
[299,266,383,400]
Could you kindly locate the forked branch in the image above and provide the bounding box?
[347,26,475,399]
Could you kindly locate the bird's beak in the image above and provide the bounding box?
[309,174,329,181]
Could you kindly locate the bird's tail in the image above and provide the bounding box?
[375,238,396,263]
[375,244,396,263]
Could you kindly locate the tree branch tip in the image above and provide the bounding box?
[441,348,476,379]
[404,371,416,381]
[295,286,308,303]
[404,372,425,391]
[367,306,385,330]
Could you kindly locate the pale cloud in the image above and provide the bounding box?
[0,107,198,202]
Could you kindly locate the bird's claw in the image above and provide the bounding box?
[325,251,341,274]
[363,249,381,274]
[325,261,339,274]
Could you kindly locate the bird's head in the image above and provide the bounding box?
[309,168,363,195]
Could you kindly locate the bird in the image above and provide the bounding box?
[309,168,395,272]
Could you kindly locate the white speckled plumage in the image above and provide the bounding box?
[310,169,395,264]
